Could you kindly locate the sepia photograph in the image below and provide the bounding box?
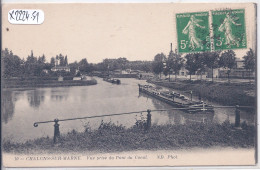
[1,2,257,168]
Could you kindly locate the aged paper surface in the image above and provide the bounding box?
[1,3,257,167]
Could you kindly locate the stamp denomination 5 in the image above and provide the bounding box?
[176,9,247,53]
[176,12,211,53]
[212,9,247,50]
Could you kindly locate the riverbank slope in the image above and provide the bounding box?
[3,121,255,154]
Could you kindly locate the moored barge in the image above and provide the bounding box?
[138,84,214,114]
[103,77,121,84]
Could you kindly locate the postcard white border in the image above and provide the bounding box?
[1,0,259,170]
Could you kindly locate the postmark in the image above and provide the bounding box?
[176,12,211,53]
[212,9,247,50]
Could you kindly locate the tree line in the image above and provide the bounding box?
[93,58,152,73]
[2,48,255,80]
[1,48,92,78]
[2,48,153,78]
[151,48,255,82]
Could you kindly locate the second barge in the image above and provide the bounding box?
[103,77,121,84]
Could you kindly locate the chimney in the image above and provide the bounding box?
[170,43,173,53]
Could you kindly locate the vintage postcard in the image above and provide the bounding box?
[1,2,257,168]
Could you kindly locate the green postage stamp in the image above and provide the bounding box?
[176,9,247,53]
[176,12,211,53]
[212,9,247,50]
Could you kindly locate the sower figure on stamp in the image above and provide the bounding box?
[218,12,241,47]
[182,15,205,50]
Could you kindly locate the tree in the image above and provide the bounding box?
[219,50,236,83]
[163,65,169,77]
[117,57,129,70]
[203,51,220,82]
[102,59,113,73]
[79,58,89,73]
[2,48,22,78]
[38,54,46,64]
[64,55,68,66]
[87,63,95,73]
[59,54,65,66]
[100,58,121,72]
[25,50,38,76]
[125,60,152,72]
[243,48,255,80]
[50,57,55,67]
[194,53,206,80]
[185,53,198,80]
[165,50,174,81]
[27,50,37,63]
[169,49,184,81]
[152,53,166,78]
[142,62,152,72]
[69,61,79,75]
[37,54,47,76]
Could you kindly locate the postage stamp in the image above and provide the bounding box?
[212,9,247,50]
[176,12,211,53]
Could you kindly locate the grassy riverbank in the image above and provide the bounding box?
[3,121,255,153]
[2,79,97,88]
[148,80,256,108]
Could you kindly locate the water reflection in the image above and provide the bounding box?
[79,88,88,101]
[150,94,214,125]
[27,90,45,108]
[2,77,255,143]
[143,92,215,125]
[182,113,214,124]
[50,88,69,101]
[2,90,15,124]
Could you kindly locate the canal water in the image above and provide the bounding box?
[2,77,255,143]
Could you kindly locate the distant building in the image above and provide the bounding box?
[91,71,102,76]
[73,77,81,80]
[219,68,254,79]
[51,66,70,72]
[58,76,64,81]
[81,75,87,80]
[178,67,189,76]
[218,59,254,79]
[125,69,132,73]
[111,69,129,74]
[236,59,245,69]
[112,69,123,74]
[51,58,70,72]
[75,67,80,75]
[138,72,154,79]
[42,69,49,74]
[130,70,142,74]
[207,68,220,78]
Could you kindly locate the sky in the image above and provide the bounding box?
[2,3,256,63]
